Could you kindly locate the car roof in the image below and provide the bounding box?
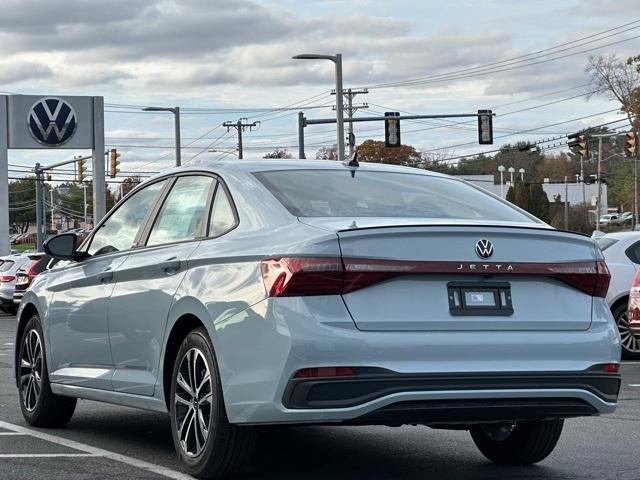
[147,158,453,181]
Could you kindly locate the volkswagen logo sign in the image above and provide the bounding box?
[27,97,77,147]
[475,239,494,259]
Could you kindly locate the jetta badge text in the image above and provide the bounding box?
[27,97,77,146]
[457,263,514,271]
[475,239,494,259]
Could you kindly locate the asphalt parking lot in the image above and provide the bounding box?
[0,311,639,480]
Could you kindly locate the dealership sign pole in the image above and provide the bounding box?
[0,96,9,255]
[0,95,105,255]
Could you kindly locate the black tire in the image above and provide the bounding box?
[612,301,640,360]
[169,327,255,479]
[470,419,564,465]
[18,315,77,427]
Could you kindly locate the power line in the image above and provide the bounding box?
[364,20,640,89]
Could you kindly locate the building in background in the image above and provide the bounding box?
[457,174,608,214]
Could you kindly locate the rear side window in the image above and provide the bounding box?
[147,176,215,246]
[0,260,14,272]
[254,170,538,222]
[626,240,640,264]
[208,185,238,237]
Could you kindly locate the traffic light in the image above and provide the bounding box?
[625,131,637,157]
[76,157,86,182]
[478,109,493,145]
[384,112,401,148]
[109,149,121,178]
[568,132,588,156]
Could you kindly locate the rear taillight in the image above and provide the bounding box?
[628,269,640,328]
[26,260,40,282]
[260,257,611,298]
[0,275,15,283]
[260,257,343,297]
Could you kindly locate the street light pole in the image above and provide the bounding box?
[293,53,345,161]
[142,106,181,167]
[498,165,505,198]
[508,166,515,185]
[519,168,525,181]
[596,137,603,231]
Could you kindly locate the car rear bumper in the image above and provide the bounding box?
[283,368,620,410]
[213,297,621,425]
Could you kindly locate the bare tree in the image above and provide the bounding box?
[263,148,293,159]
[585,53,640,126]
[315,145,338,160]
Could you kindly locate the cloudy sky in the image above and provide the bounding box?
[2,0,639,180]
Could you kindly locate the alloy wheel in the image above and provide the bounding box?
[20,329,42,412]
[617,311,640,353]
[174,348,213,457]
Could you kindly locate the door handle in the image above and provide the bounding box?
[97,269,113,283]
[162,259,181,275]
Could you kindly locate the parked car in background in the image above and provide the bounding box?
[0,254,31,314]
[14,161,621,478]
[12,254,53,307]
[595,231,640,359]
[613,212,633,224]
[599,214,619,226]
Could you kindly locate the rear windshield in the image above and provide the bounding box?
[254,170,538,222]
[0,260,14,272]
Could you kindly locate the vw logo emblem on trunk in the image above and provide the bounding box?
[475,239,494,259]
[27,97,77,146]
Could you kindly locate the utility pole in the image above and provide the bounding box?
[332,88,368,157]
[596,137,603,231]
[222,119,259,159]
[297,112,306,159]
[564,176,569,230]
[580,154,586,205]
[34,163,43,251]
[82,184,88,226]
[50,189,54,232]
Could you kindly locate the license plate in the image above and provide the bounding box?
[447,282,513,316]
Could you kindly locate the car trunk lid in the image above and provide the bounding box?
[335,224,603,332]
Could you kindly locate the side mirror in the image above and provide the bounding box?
[43,233,78,261]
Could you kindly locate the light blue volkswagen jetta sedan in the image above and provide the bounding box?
[15,159,621,478]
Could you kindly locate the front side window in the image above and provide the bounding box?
[88,180,166,256]
[209,185,237,237]
[147,176,215,246]
[254,169,539,223]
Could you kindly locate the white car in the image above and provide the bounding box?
[16,160,621,477]
[595,231,640,359]
[599,214,619,226]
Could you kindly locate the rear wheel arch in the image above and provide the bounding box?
[14,303,40,385]
[162,313,213,409]
[610,295,629,315]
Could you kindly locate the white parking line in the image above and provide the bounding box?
[629,384,640,387]
[0,420,192,480]
[0,432,25,436]
[0,454,98,458]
